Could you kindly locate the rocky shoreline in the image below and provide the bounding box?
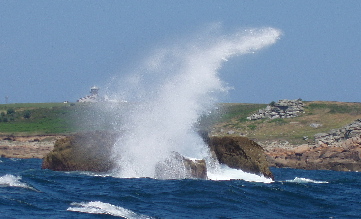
[41,131,273,179]
[262,136,361,172]
[0,135,63,159]
[1,132,361,173]
[261,119,361,171]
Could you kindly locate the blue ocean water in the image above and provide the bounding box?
[1,158,360,218]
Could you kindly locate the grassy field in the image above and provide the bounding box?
[212,101,361,144]
[0,103,75,135]
[0,102,115,135]
[1,101,361,145]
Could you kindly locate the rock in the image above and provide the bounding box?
[248,99,304,120]
[314,119,361,144]
[266,136,361,172]
[42,131,207,179]
[42,131,118,172]
[0,135,58,159]
[42,131,273,180]
[310,123,322,128]
[155,152,207,179]
[206,136,274,179]
[292,144,311,154]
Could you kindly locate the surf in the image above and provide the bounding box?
[105,25,281,181]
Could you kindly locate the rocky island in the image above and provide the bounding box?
[1,100,361,176]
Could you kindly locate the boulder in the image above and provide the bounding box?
[155,152,207,179]
[42,131,118,172]
[206,135,274,179]
[42,131,273,180]
[42,132,207,179]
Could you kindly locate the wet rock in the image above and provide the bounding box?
[42,131,273,180]
[155,152,207,179]
[42,131,118,172]
[207,136,274,179]
[42,132,207,179]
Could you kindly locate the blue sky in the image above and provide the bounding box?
[1,1,360,103]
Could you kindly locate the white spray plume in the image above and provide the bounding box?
[110,26,281,179]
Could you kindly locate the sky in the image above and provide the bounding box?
[1,1,361,104]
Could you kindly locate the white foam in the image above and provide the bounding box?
[207,165,273,183]
[65,171,113,178]
[67,201,152,218]
[285,177,328,184]
[109,25,281,179]
[0,174,30,188]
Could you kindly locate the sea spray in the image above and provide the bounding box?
[110,26,281,179]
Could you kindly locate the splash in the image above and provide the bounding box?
[285,177,329,184]
[0,174,30,188]
[68,201,152,218]
[207,165,273,183]
[110,26,281,180]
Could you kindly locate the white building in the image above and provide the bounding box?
[77,86,101,103]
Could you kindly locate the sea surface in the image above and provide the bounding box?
[1,158,360,218]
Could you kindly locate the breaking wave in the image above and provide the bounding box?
[67,201,153,218]
[109,25,281,181]
[0,174,30,188]
[285,177,329,184]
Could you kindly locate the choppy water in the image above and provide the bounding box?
[1,158,360,218]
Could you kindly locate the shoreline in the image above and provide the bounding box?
[0,135,65,159]
[1,133,360,173]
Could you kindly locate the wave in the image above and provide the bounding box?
[207,165,273,183]
[284,177,328,184]
[110,26,281,179]
[73,164,274,183]
[67,201,153,218]
[0,174,30,188]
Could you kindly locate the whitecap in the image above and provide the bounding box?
[67,201,153,218]
[285,177,328,184]
[207,165,274,183]
[64,171,113,178]
[0,174,30,188]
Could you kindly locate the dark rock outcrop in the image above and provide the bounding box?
[207,136,274,179]
[42,131,273,180]
[42,131,118,172]
[42,132,208,179]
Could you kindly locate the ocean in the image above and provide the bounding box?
[1,26,359,218]
[1,158,360,218]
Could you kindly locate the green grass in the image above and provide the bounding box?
[212,101,361,144]
[0,102,97,135]
[267,118,288,125]
[306,102,361,114]
[1,101,361,144]
[218,103,267,122]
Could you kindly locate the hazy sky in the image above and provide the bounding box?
[1,1,361,103]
